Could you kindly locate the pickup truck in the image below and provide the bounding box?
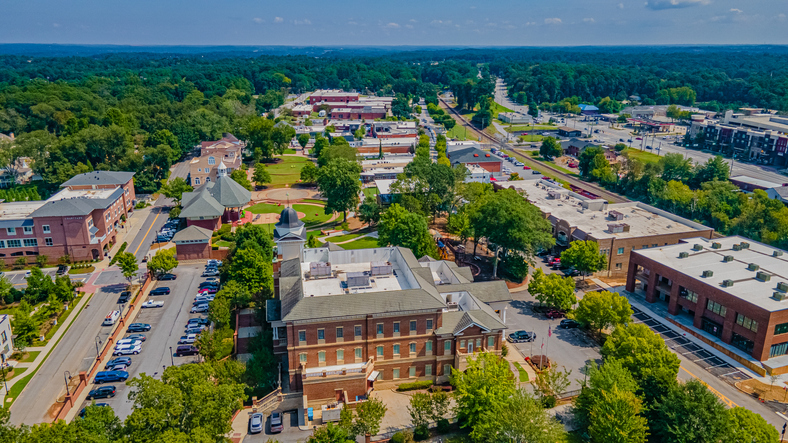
[141,300,164,308]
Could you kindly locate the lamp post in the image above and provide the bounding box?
[64,371,72,397]
[95,336,102,360]
[169,347,174,367]
[118,303,125,325]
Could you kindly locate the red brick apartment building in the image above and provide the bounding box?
[309,90,360,105]
[0,171,135,265]
[266,236,511,408]
[627,236,788,374]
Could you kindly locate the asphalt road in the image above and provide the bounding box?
[79,264,204,420]
[125,206,170,262]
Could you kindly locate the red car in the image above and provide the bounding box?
[545,310,566,319]
[568,162,578,168]
[523,166,531,170]
[548,257,561,266]
[198,287,217,294]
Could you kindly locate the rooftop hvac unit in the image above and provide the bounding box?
[310,262,332,277]
[748,263,760,271]
[723,256,734,263]
[370,261,392,276]
[722,279,734,287]
[347,272,370,288]
[693,244,704,251]
[741,242,750,249]
[757,272,771,282]
[608,223,630,233]
[733,244,742,251]
[778,282,788,292]
[702,270,714,278]
[609,210,624,221]
[679,252,689,259]
[774,292,788,301]
[711,242,722,249]
[775,251,784,257]
[446,301,459,311]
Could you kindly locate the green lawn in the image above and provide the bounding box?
[516,134,545,142]
[213,240,234,248]
[362,187,378,199]
[6,367,27,381]
[447,125,476,141]
[263,157,312,186]
[247,202,283,214]
[325,233,362,243]
[10,350,40,363]
[490,101,514,117]
[548,162,579,176]
[69,266,95,274]
[622,147,661,164]
[301,198,326,205]
[513,361,530,382]
[247,202,333,227]
[282,148,297,154]
[7,372,34,404]
[504,124,556,132]
[340,237,380,250]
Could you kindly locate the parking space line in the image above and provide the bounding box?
[133,211,161,255]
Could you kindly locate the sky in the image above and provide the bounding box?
[2,0,787,47]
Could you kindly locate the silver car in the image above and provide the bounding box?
[249,412,263,434]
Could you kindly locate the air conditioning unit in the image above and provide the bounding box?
[775,292,788,301]
[693,244,703,251]
[723,256,734,263]
[778,282,788,292]
[740,242,750,249]
[775,251,784,257]
[702,270,714,278]
[679,252,689,259]
[756,272,771,282]
[711,242,722,249]
[446,301,459,311]
[733,244,742,251]
[722,279,734,287]
[748,263,760,271]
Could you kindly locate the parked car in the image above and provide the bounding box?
[619,138,624,142]
[194,295,215,304]
[150,287,170,296]
[203,270,220,277]
[175,345,199,356]
[115,338,143,347]
[190,304,210,313]
[86,386,116,400]
[185,327,206,335]
[56,265,69,276]
[563,268,580,277]
[249,412,264,434]
[94,371,129,383]
[142,300,164,308]
[159,273,177,281]
[545,310,566,319]
[117,291,131,304]
[113,345,141,356]
[125,334,147,342]
[178,334,198,344]
[199,282,219,289]
[79,403,110,417]
[105,357,132,369]
[198,287,217,295]
[106,363,128,372]
[507,330,536,343]
[567,162,578,168]
[270,411,284,433]
[127,323,151,332]
[559,319,580,329]
[207,259,222,266]
[187,318,210,326]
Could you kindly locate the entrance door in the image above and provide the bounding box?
[467,341,474,354]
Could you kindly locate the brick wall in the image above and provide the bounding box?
[175,242,211,260]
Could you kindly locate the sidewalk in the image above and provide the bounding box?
[1,292,93,406]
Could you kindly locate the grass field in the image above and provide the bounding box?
[263,156,312,186]
[447,125,477,141]
[325,233,362,243]
[213,240,234,248]
[10,351,40,363]
[490,101,514,117]
[69,266,95,274]
[516,134,545,142]
[504,124,556,132]
[6,367,27,381]
[623,147,661,164]
[340,236,380,250]
[362,187,378,199]
[301,198,325,205]
[247,202,333,227]
[513,361,530,382]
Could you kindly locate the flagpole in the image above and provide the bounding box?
[546,326,551,361]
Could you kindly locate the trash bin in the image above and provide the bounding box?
[307,407,313,422]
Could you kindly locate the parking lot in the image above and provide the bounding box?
[78,263,207,419]
[243,409,309,443]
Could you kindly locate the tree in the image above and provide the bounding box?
[11,301,38,346]
[560,240,607,280]
[574,361,640,431]
[574,290,632,335]
[533,365,572,402]
[691,155,729,188]
[316,158,361,222]
[354,125,366,140]
[451,352,516,431]
[666,104,681,121]
[377,204,438,259]
[242,117,276,160]
[308,422,355,443]
[215,280,252,310]
[116,252,138,285]
[588,387,649,443]
[660,153,693,183]
[614,143,627,152]
[299,161,319,184]
[723,407,780,443]
[539,136,562,160]
[252,162,271,188]
[208,296,231,328]
[297,133,310,150]
[527,268,576,310]
[407,392,433,437]
[230,168,252,191]
[351,396,387,438]
[317,141,357,168]
[22,266,53,303]
[471,390,566,443]
[652,380,728,443]
[578,146,606,177]
[222,247,272,297]
[358,196,382,226]
[147,249,178,277]
[391,94,412,119]
[160,177,193,205]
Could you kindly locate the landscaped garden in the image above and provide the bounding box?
[339,236,380,250]
[247,202,334,227]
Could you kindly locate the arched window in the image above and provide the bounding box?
[208,156,216,165]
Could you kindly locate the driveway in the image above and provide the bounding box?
[243,409,311,443]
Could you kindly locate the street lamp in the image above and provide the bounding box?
[169,347,174,366]
[118,303,125,325]
[95,336,102,360]
[64,371,72,397]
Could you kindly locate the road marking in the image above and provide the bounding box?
[680,365,739,408]
[776,412,788,421]
[133,211,161,256]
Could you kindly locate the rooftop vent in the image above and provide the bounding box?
[733,244,742,251]
[702,270,714,278]
[309,262,332,278]
[723,255,734,263]
[347,272,370,288]
[775,251,784,257]
[756,271,771,282]
[748,263,760,271]
[473,153,479,157]
[608,223,630,233]
[774,292,788,301]
[778,282,788,292]
[693,244,704,251]
[722,279,734,287]
[679,252,689,259]
[741,242,750,249]
[446,301,459,312]
[711,242,722,249]
[609,210,624,221]
[485,154,490,157]
[370,261,392,276]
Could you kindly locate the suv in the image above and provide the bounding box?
[270,411,284,433]
[94,371,129,384]
[175,345,199,356]
[507,330,536,343]
[150,287,170,296]
[86,386,116,399]
[127,323,151,332]
[56,265,69,276]
[559,319,580,329]
[117,291,132,303]
[159,273,177,281]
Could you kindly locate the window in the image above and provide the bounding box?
[336,349,344,361]
[680,287,699,303]
[0,240,5,248]
[617,247,624,255]
[194,178,200,185]
[6,228,15,236]
[7,240,21,248]
[425,364,432,376]
[443,364,451,376]
[318,351,326,363]
[198,168,202,172]
[355,325,362,337]
[444,340,451,354]
[393,322,400,334]
[426,319,433,330]
[615,263,622,270]
[393,368,400,379]
[298,330,306,343]
[208,156,216,165]
[1,331,6,343]
[409,366,416,378]
[736,314,758,333]
[377,371,384,380]
[87,219,93,227]
[377,323,384,336]
[317,329,325,341]
[487,336,495,348]
[409,342,416,354]
[425,341,432,354]
[652,244,658,248]
[23,239,37,247]
[393,344,401,356]
[377,346,384,358]
[706,300,727,317]
[771,342,788,358]
[476,338,482,349]
[299,353,307,364]
[336,327,343,339]
[410,320,417,333]
[23,227,33,235]
[45,238,53,246]
[355,347,363,360]
[642,245,648,249]
[206,177,211,182]
[460,339,466,349]
[775,323,788,335]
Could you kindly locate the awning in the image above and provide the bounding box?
[367,371,380,381]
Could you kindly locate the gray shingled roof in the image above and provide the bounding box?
[60,171,135,187]
[282,289,446,322]
[172,225,213,243]
[211,175,251,208]
[435,309,506,335]
[321,241,344,251]
[437,281,512,304]
[180,185,225,219]
[29,188,124,218]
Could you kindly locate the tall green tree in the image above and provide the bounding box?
[377,204,438,259]
[574,290,632,335]
[574,361,641,431]
[451,352,516,431]
[539,136,563,160]
[316,158,361,222]
[358,196,382,226]
[299,161,319,184]
[230,168,252,191]
[527,268,576,310]
[588,387,649,443]
[350,396,387,438]
[723,407,780,443]
[297,133,310,150]
[147,249,179,277]
[252,162,271,188]
[160,177,193,205]
[651,380,728,443]
[471,390,566,443]
[560,240,607,280]
[115,252,138,285]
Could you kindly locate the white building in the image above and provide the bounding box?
[0,315,12,361]
[465,165,492,183]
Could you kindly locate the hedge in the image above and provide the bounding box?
[396,380,434,392]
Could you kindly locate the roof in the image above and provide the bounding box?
[180,175,251,219]
[561,138,599,150]
[558,126,581,132]
[634,236,788,312]
[436,280,513,304]
[210,175,251,208]
[447,147,501,165]
[60,171,135,188]
[730,175,785,189]
[579,104,599,111]
[435,310,507,335]
[29,188,124,218]
[321,241,344,251]
[767,186,788,199]
[277,207,305,229]
[172,225,213,243]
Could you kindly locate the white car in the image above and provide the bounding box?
[190,304,210,313]
[203,270,220,277]
[141,300,164,308]
[194,295,215,303]
[113,345,141,356]
[206,260,222,266]
[178,334,198,344]
[115,338,143,348]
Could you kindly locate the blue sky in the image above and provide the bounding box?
[2,0,787,46]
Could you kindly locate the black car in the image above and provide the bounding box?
[159,273,177,281]
[563,268,581,277]
[175,345,199,356]
[187,318,210,326]
[127,323,151,332]
[507,330,536,343]
[199,282,219,289]
[56,264,69,275]
[150,287,170,296]
[559,319,580,329]
[79,403,109,418]
[105,357,132,369]
[86,386,116,400]
[117,291,131,303]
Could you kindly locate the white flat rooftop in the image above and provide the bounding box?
[636,236,788,312]
[48,187,118,202]
[0,201,45,219]
[300,262,411,297]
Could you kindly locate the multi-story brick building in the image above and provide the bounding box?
[266,211,511,407]
[688,110,788,166]
[626,236,788,374]
[189,134,244,187]
[0,171,135,265]
[496,179,714,278]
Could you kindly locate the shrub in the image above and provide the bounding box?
[541,395,557,408]
[169,206,181,219]
[501,341,509,357]
[414,424,430,441]
[391,430,415,443]
[436,418,451,434]
[396,380,434,392]
[109,242,128,266]
[217,224,232,236]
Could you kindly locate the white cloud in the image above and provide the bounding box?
[405,24,414,29]
[274,17,283,23]
[385,22,400,28]
[645,0,710,10]
[778,13,787,20]
[410,19,417,23]
[293,19,311,25]
[431,19,443,25]
[544,17,562,24]
[252,17,264,23]
[53,23,60,28]
[729,8,742,13]
[348,21,358,25]
[618,2,625,8]
[583,17,595,23]
[525,21,537,26]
